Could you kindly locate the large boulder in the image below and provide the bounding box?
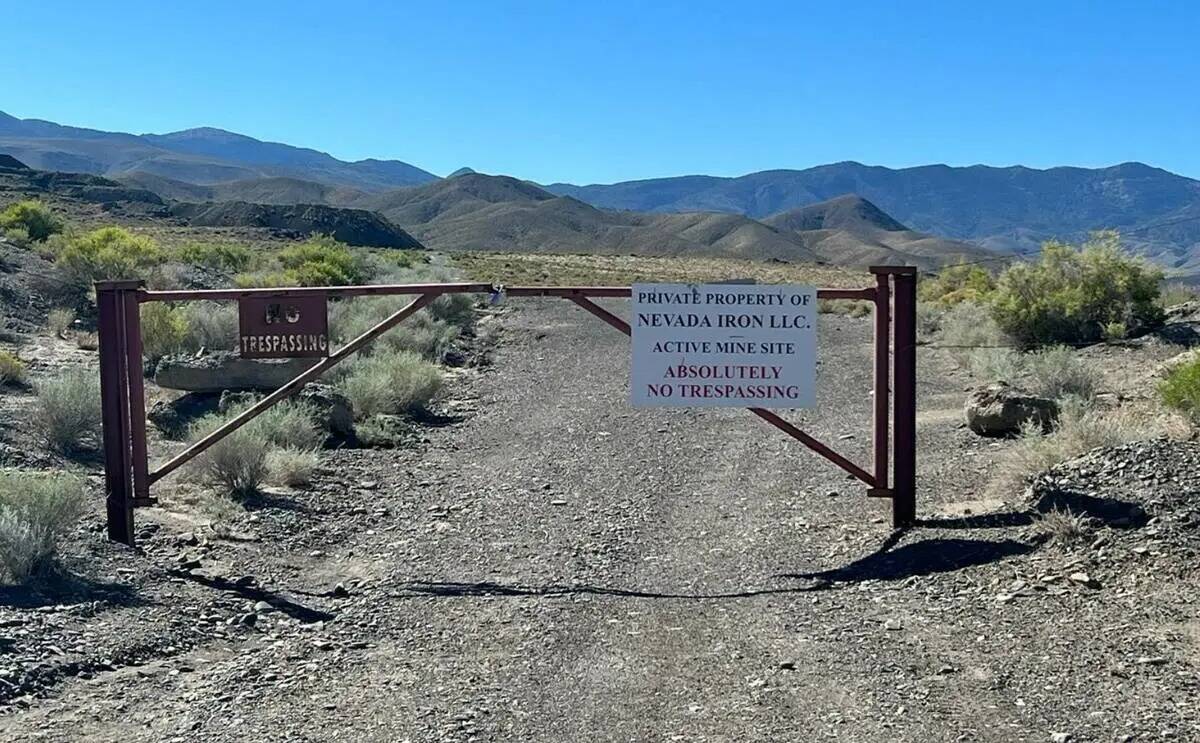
[154,351,317,392]
[965,382,1058,437]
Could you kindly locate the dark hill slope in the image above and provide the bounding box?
[168,201,423,249]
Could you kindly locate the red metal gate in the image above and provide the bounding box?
[95,266,917,546]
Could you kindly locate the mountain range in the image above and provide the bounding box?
[2,109,1199,272]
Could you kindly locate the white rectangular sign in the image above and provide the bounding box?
[630,283,817,408]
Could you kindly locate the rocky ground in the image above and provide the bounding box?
[0,299,1198,742]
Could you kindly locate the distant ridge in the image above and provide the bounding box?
[0,110,436,191]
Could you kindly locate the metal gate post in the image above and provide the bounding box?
[96,280,141,545]
[891,268,918,527]
[870,269,891,494]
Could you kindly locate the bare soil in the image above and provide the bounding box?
[1,301,1198,742]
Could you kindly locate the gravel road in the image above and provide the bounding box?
[2,301,1197,742]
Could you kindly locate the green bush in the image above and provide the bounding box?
[919,263,996,306]
[34,368,103,454]
[0,351,26,386]
[54,226,164,288]
[990,232,1163,347]
[1159,356,1200,421]
[277,234,364,286]
[172,242,254,273]
[140,303,187,362]
[338,349,443,418]
[0,200,64,242]
[0,470,86,582]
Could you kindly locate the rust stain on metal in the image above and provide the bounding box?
[238,295,330,359]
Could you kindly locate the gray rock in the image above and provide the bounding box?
[147,392,221,437]
[965,382,1058,437]
[154,351,317,392]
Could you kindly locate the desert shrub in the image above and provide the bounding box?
[0,200,64,242]
[1030,507,1093,546]
[173,242,254,273]
[178,301,238,352]
[989,404,1187,497]
[1103,321,1127,341]
[188,415,270,497]
[53,226,164,288]
[254,401,324,450]
[330,297,461,361]
[140,301,237,362]
[1157,283,1198,309]
[3,227,30,247]
[919,263,996,306]
[938,301,1010,367]
[990,232,1163,347]
[47,308,76,338]
[34,368,102,454]
[0,470,86,582]
[140,303,187,362]
[1025,346,1099,401]
[0,351,26,386]
[817,299,873,317]
[188,400,322,496]
[916,302,944,338]
[1159,355,1200,421]
[265,448,320,488]
[338,349,443,418]
[276,234,365,286]
[967,348,1023,382]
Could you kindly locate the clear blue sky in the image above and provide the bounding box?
[2,0,1197,183]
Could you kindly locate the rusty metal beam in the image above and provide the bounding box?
[569,296,632,335]
[141,284,876,303]
[149,293,435,484]
[749,408,876,487]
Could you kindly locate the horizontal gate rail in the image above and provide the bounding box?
[97,268,917,547]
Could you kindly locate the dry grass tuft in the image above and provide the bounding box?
[0,470,86,582]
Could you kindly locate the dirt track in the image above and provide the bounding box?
[2,301,1198,742]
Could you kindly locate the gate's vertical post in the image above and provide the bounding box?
[870,269,891,493]
[891,267,918,527]
[96,281,138,545]
[121,285,150,505]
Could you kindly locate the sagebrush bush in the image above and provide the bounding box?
[173,242,254,273]
[188,415,271,497]
[0,351,26,386]
[968,348,1022,382]
[338,349,443,418]
[990,232,1163,347]
[140,301,238,362]
[1030,507,1093,546]
[34,368,103,454]
[0,470,85,582]
[53,226,164,289]
[265,448,320,488]
[140,302,187,361]
[189,400,322,496]
[938,301,1010,367]
[47,307,76,338]
[1025,346,1099,400]
[919,263,996,306]
[1159,356,1200,421]
[0,200,63,242]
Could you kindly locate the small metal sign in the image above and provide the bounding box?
[238,295,330,359]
